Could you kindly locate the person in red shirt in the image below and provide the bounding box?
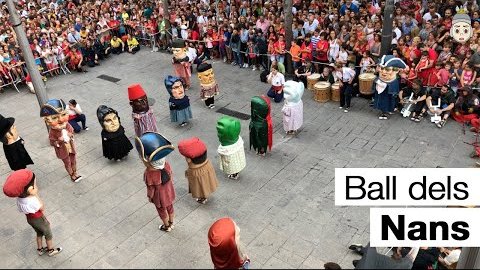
[274,34,286,64]
[68,46,85,73]
[314,32,329,73]
[301,35,313,62]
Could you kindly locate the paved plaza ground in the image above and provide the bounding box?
[0,49,475,269]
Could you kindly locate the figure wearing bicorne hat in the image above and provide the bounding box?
[40,99,82,182]
[178,137,218,204]
[197,62,219,109]
[172,39,191,90]
[128,83,158,137]
[282,80,304,135]
[216,116,246,180]
[97,105,133,161]
[165,75,193,127]
[372,55,407,120]
[135,132,176,232]
[0,114,34,171]
[3,169,63,256]
[249,96,273,156]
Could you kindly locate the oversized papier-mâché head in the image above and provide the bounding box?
[216,116,241,146]
[451,8,473,43]
[165,75,185,99]
[97,105,121,133]
[135,132,175,169]
[0,114,17,143]
[197,62,216,86]
[251,96,270,119]
[378,55,407,83]
[172,39,188,60]
[128,84,149,113]
[283,80,304,104]
[40,99,69,130]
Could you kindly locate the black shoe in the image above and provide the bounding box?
[353,260,359,267]
[349,244,364,255]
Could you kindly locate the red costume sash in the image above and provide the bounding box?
[261,96,273,151]
[26,210,43,219]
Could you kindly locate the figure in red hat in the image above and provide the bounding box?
[178,137,218,204]
[128,84,158,137]
[40,99,82,182]
[208,217,250,269]
[3,169,63,257]
[0,114,34,171]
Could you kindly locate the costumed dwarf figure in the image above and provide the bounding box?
[135,132,176,232]
[208,217,250,269]
[216,116,246,180]
[373,55,407,120]
[0,114,34,171]
[40,99,82,182]
[249,96,273,156]
[97,105,133,161]
[128,83,158,137]
[451,7,473,43]
[178,137,218,204]
[3,169,63,257]
[165,75,193,127]
[172,39,191,89]
[282,81,304,135]
[197,62,219,109]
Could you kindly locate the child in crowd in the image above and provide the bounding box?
[461,63,477,87]
[247,39,258,71]
[434,62,450,87]
[450,60,463,93]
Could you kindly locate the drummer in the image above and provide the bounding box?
[294,59,314,89]
[318,66,335,85]
[398,79,427,122]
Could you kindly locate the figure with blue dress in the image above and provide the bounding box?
[165,75,193,127]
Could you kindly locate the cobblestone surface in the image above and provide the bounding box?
[0,49,474,268]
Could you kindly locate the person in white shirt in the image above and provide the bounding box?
[67,99,88,133]
[438,247,461,268]
[303,13,319,34]
[266,63,286,103]
[334,63,356,112]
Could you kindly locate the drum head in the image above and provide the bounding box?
[315,82,331,88]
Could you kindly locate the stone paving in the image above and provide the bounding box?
[0,49,474,269]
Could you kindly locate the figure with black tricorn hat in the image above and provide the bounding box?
[40,99,82,183]
[373,55,407,120]
[0,114,34,171]
[97,105,133,161]
[135,132,176,232]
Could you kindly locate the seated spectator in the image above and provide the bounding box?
[294,59,313,88]
[67,99,88,133]
[318,66,335,85]
[438,247,461,269]
[110,36,125,55]
[126,34,140,54]
[426,85,456,128]
[399,79,427,122]
[452,87,480,124]
[68,46,86,73]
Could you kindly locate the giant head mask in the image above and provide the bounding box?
[165,75,185,99]
[377,55,407,83]
[128,84,149,113]
[0,114,17,144]
[197,62,216,86]
[283,80,304,104]
[451,8,473,43]
[135,132,175,169]
[40,99,69,130]
[216,116,241,146]
[172,39,188,60]
[251,96,270,119]
[97,105,121,133]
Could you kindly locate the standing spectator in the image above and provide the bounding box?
[335,63,356,113]
[303,12,319,34]
[274,34,286,65]
[340,0,359,16]
[67,99,88,133]
[290,39,302,70]
[255,15,270,36]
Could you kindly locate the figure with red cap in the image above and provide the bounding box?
[3,169,63,256]
[216,116,246,180]
[40,99,82,182]
[171,39,191,90]
[249,96,273,156]
[178,137,218,204]
[128,83,158,137]
[208,217,250,269]
[135,132,176,232]
[165,75,193,127]
[0,114,34,171]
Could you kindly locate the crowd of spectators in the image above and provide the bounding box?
[2,0,480,130]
